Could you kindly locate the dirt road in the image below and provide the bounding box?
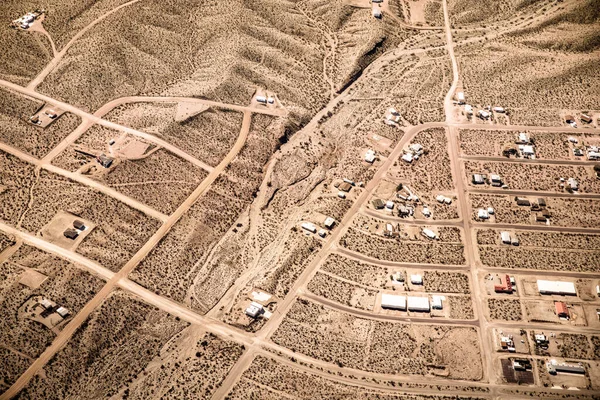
[27,0,143,90]
[0,112,253,400]
[469,188,600,200]
[0,140,169,222]
[462,155,600,167]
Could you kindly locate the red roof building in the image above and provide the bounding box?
[555,301,569,318]
[495,275,513,294]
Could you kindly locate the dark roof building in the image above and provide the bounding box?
[63,229,79,240]
[97,154,114,168]
[372,199,385,209]
[73,220,86,230]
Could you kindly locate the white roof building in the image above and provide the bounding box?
[456,92,465,103]
[385,201,394,210]
[256,95,267,103]
[478,209,489,219]
[522,145,535,155]
[301,222,317,233]
[40,299,54,309]
[410,274,423,285]
[409,143,423,153]
[432,296,444,310]
[478,110,490,119]
[407,296,430,312]
[365,149,376,163]
[422,228,437,240]
[518,132,530,144]
[402,153,413,163]
[381,294,406,310]
[465,104,473,114]
[422,207,431,217]
[501,231,511,244]
[537,280,576,296]
[56,307,70,318]
[436,195,445,203]
[245,302,264,318]
[324,217,335,229]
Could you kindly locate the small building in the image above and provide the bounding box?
[493,107,505,113]
[410,274,423,285]
[365,149,376,163]
[381,294,406,310]
[97,154,114,168]
[372,8,382,18]
[45,109,58,119]
[517,132,530,144]
[398,206,410,216]
[477,209,489,219]
[337,192,346,199]
[421,228,437,240]
[537,198,546,207]
[409,143,423,154]
[245,302,264,318]
[256,95,267,104]
[318,229,327,238]
[63,229,79,240]
[432,296,443,310]
[372,198,385,209]
[567,177,578,191]
[456,92,465,104]
[339,182,352,192]
[490,174,502,185]
[385,200,394,210]
[385,223,394,237]
[500,231,511,244]
[521,145,535,157]
[324,217,335,229]
[464,104,473,115]
[407,296,430,312]
[564,115,575,124]
[422,207,431,218]
[73,220,86,230]
[588,151,600,160]
[267,97,275,104]
[580,114,592,124]
[555,301,569,318]
[535,334,548,346]
[478,110,490,120]
[30,115,40,124]
[487,207,495,215]
[537,280,577,296]
[40,299,54,309]
[515,197,530,206]
[56,307,70,318]
[472,174,484,185]
[301,222,317,233]
[401,153,413,163]
[535,213,547,223]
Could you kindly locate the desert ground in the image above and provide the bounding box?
[1,0,599,398]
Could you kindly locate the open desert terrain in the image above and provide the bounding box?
[1,0,600,398]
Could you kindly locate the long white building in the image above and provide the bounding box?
[537,280,576,296]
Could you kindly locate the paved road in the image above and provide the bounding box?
[0,141,169,222]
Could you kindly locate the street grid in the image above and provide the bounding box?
[0,0,599,399]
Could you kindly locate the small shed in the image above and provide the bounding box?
[515,197,530,206]
[432,296,443,310]
[63,229,79,240]
[410,274,423,285]
[372,199,385,209]
[581,114,592,123]
[477,209,489,219]
[537,198,546,207]
[339,182,352,192]
[56,306,70,318]
[564,115,575,124]
[97,154,114,168]
[402,153,413,163]
[472,174,484,185]
[245,302,264,318]
[73,220,86,230]
[324,217,335,229]
[500,231,511,244]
